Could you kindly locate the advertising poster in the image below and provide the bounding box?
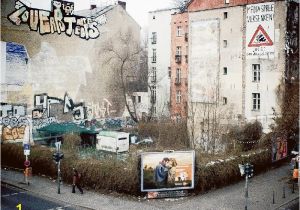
[141,151,195,192]
[272,135,288,162]
[246,2,275,59]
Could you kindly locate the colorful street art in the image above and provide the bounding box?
[272,134,288,162]
[1,116,30,141]
[8,0,107,40]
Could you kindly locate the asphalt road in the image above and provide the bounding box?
[1,184,79,210]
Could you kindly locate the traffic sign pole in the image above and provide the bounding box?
[25,155,29,185]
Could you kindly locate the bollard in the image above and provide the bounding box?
[272,191,275,204]
[282,186,285,199]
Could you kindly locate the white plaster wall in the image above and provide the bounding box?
[189,6,244,122]
[148,9,178,117]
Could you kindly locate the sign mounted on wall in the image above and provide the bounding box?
[246,2,275,59]
[8,0,107,40]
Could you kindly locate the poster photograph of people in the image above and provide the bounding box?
[141,151,195,192]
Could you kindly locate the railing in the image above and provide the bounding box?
[175,78,181,85]
[185,33,188,41]
[175,55,182,63]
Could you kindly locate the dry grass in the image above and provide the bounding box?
[1,143,274,196]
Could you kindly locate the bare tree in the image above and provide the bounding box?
[172,0,190,12]
[102,29,155,123]
[102,29,141,122]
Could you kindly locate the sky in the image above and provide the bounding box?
[25,0,174,29]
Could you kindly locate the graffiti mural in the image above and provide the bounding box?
[0,103,27,117]
[1,116,30,141]
[8,0,107,40]
[32,93,86,128]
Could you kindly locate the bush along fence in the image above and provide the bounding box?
[1,144,273,196]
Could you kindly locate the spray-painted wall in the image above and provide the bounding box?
[1,0,141,118]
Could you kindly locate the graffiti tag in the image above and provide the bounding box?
[8,0,106,40]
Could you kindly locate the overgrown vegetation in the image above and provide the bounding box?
[2,143,271,196]
[272,79,299,152]
[223,121,263,152]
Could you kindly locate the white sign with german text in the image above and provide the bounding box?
[246,2,275,59]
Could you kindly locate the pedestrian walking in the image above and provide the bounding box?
[72,168,83,194]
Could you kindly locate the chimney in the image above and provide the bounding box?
[118,1,126,10]
[90,4,96,10]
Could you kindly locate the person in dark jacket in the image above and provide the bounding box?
[154,157,169,188]
[72,168,83,194]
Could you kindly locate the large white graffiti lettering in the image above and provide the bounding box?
[8,0,106,40]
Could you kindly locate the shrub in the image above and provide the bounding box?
[1,144,273,196]
[138,121,189,150]
[61,133,81,152]
[223,121,263,152]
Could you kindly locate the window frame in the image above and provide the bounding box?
[252,93,261,111]
[176,90,182,103]
[176,26,183,37]
[252,64,261,82]
[152,49,157,63]
[176,46,182,56]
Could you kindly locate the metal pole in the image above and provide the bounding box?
[272,190,275,204]
[25,155,28,185]
[245,175,248,210]
[57,160,61,194]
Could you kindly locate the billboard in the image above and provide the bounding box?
[141,151,195,192]
[272,134,288,162]
[246,2,275,59]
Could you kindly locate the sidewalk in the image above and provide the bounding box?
[1,164,299,210]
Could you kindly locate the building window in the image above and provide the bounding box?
[252,64,260,82]
[151,32,157,44]
[168,67,171,78]
[177,26,183,37]
[152,49,156,63]
[151,86,156,104]
[138,96,141,103]
[176,68,181,83]
[132,96,136,103]
[224,12,228,19]
[176,114,181,123]
[223,67,227,75]
[152,67,157,82]
[14,109,17,114]
[0,110,2,117]
[225,0,230,4]
[40,97,44,104]
[223,97,227,105]
[223,40,228,48]
[176,90,182,103]
[252,93,260,111]
[176,46,182,56]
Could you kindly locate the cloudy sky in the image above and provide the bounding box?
[25,0,174,28]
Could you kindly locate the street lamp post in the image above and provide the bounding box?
[239,163,254,210]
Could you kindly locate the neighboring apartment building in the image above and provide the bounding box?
[186,0,298,148]
[1,0,140,119]
[148,8,178,118]
[170,12,189,122]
